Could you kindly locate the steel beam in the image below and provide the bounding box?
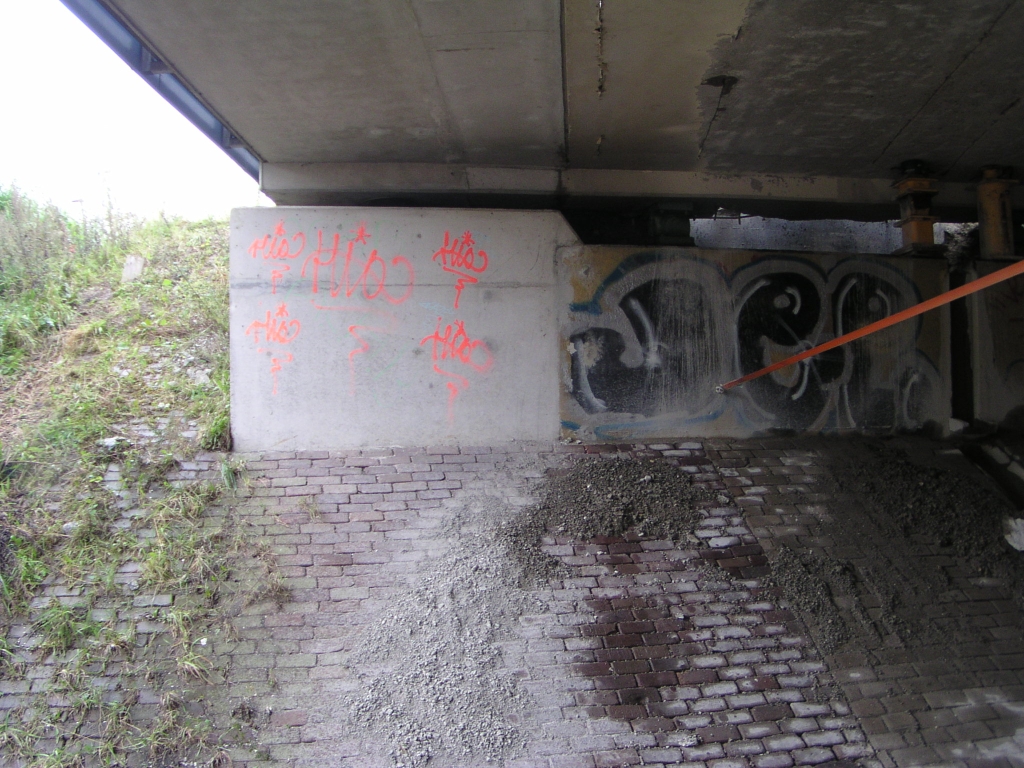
[261,163,1020,222]
[59,0,260,180]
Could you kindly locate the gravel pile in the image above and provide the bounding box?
[837,441,1011,560]
[499,457,717,583]
[767,546,874,654]
[344,496,542,768]
[786,437,1024,651]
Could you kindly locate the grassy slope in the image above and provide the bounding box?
[0,191,282,766]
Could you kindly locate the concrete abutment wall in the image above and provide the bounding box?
[230,208,574,450]
[229,207,1007,449]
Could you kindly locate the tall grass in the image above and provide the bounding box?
[0,186,136,374]
[0,189,283,765]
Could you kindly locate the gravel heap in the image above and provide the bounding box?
[767,546,874,654]
[527,456,715,540]
[793,437,1024,650]
[856,451,1007,558]
[829,439,1017,571]
[345,497,540,768]
[500,457,717,582]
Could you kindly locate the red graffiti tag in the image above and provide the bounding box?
[246,303,301,345]
[420,317,494,422]
[432,230,489,309]
[271,265,290,294]
[302,225,414,305]
[269,353,293,396]
[350,222,370,245]
[249,220,307,261]
[347,321,393,395]
[247,303,301,396]
[312,304,400,395]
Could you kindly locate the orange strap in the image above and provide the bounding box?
[717,258,1024,393]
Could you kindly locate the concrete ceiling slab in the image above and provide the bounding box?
[109,0,564,165]
[563,0,748,170]
[91,0,1024,213]
[698,0,1024,183]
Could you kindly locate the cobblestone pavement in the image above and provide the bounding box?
[3,438,1022,767]
[184,438,1022,768]
[709,439,1024,768]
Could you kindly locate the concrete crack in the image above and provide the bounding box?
[872,0,1019,164]
[943,95,1023,176]
[596,0,607,97]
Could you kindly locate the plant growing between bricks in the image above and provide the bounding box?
[0,189,286,766]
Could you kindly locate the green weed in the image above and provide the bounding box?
[0,716,40,757]
[0,191,285,765]
[148,483,220,526]
[135,692,214,761]
[33,601,100,656]
[201,410,232,451]
[0,635,19,676]
[1,534,49,612]
[0,186,126,374]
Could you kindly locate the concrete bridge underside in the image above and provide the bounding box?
[65,0,1024,222]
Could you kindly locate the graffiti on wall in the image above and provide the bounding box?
[422,230,493,422]
[245,302,301,396]
[432,230,490,309]
[244,220,494,421]
[301,224,415,305]
[421,317,495,422]
[987,274,1024,382]
[564,251,944,437]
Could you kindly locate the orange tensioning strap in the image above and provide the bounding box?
[716,257,1024,393]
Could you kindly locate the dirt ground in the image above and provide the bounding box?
[500,455,720,586]
[767,435,1024,657]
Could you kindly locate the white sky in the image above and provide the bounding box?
[0,0,271,220]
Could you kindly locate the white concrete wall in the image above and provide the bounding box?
[230,208,578,450]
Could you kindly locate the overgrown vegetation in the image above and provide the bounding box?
[0,188,130,376]
[0,186,280,766]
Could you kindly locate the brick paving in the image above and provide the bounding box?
[706,439,1024,768]
[199,441,873,767]
[4,438,1023,767]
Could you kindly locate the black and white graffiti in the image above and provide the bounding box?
[565,252,942,435]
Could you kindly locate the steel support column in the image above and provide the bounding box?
[977,166,1017,259]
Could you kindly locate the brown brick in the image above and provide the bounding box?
[632,717,675,732]
[605,634,644,648]
[753,704,793,721]
[636,671,677,687]
[697,724,740,743]
[594,675,637,690]
[606,704,646,719]
[678,669,718,685]
[271,710,308,727]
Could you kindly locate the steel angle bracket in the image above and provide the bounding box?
[58,0,261,180]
